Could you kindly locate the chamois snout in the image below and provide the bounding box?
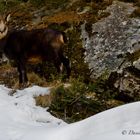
[0,14,10,39]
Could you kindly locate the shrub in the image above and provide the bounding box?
[48,79,107,123]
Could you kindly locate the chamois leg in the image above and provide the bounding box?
[63,57,71,79]
[54,59,63,74]
[60,54,71,79]
[17,59,28,87]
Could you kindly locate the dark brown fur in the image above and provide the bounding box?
[3,28,71,85]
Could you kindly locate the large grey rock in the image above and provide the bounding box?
[81,1,140,79]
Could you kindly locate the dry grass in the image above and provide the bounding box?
[0,64,18,88]
[35,94,54,107]
[45,11,83,24]
[27,72,46,86]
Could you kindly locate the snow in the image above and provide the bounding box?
[0,85,140,140]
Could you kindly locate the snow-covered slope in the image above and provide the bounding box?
[0,85,140,140]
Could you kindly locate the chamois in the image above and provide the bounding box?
[0,14,71,86]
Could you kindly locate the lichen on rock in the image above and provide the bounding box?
[81,1,140,79]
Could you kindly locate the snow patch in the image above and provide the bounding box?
[0,85,140,140]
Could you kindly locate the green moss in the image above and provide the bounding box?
[118,0,137,2]
[29,0,68,9]
[29,0,45,7]
[0,0,21,13]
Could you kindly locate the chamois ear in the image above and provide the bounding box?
[5,14,11,22]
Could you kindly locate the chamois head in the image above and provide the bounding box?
[0,14,10,39]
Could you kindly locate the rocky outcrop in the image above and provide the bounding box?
[81,1,140,79]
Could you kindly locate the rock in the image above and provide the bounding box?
[81,1,140,79]
[114,66,140,99]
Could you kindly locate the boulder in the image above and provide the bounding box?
[81,1,140,79]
